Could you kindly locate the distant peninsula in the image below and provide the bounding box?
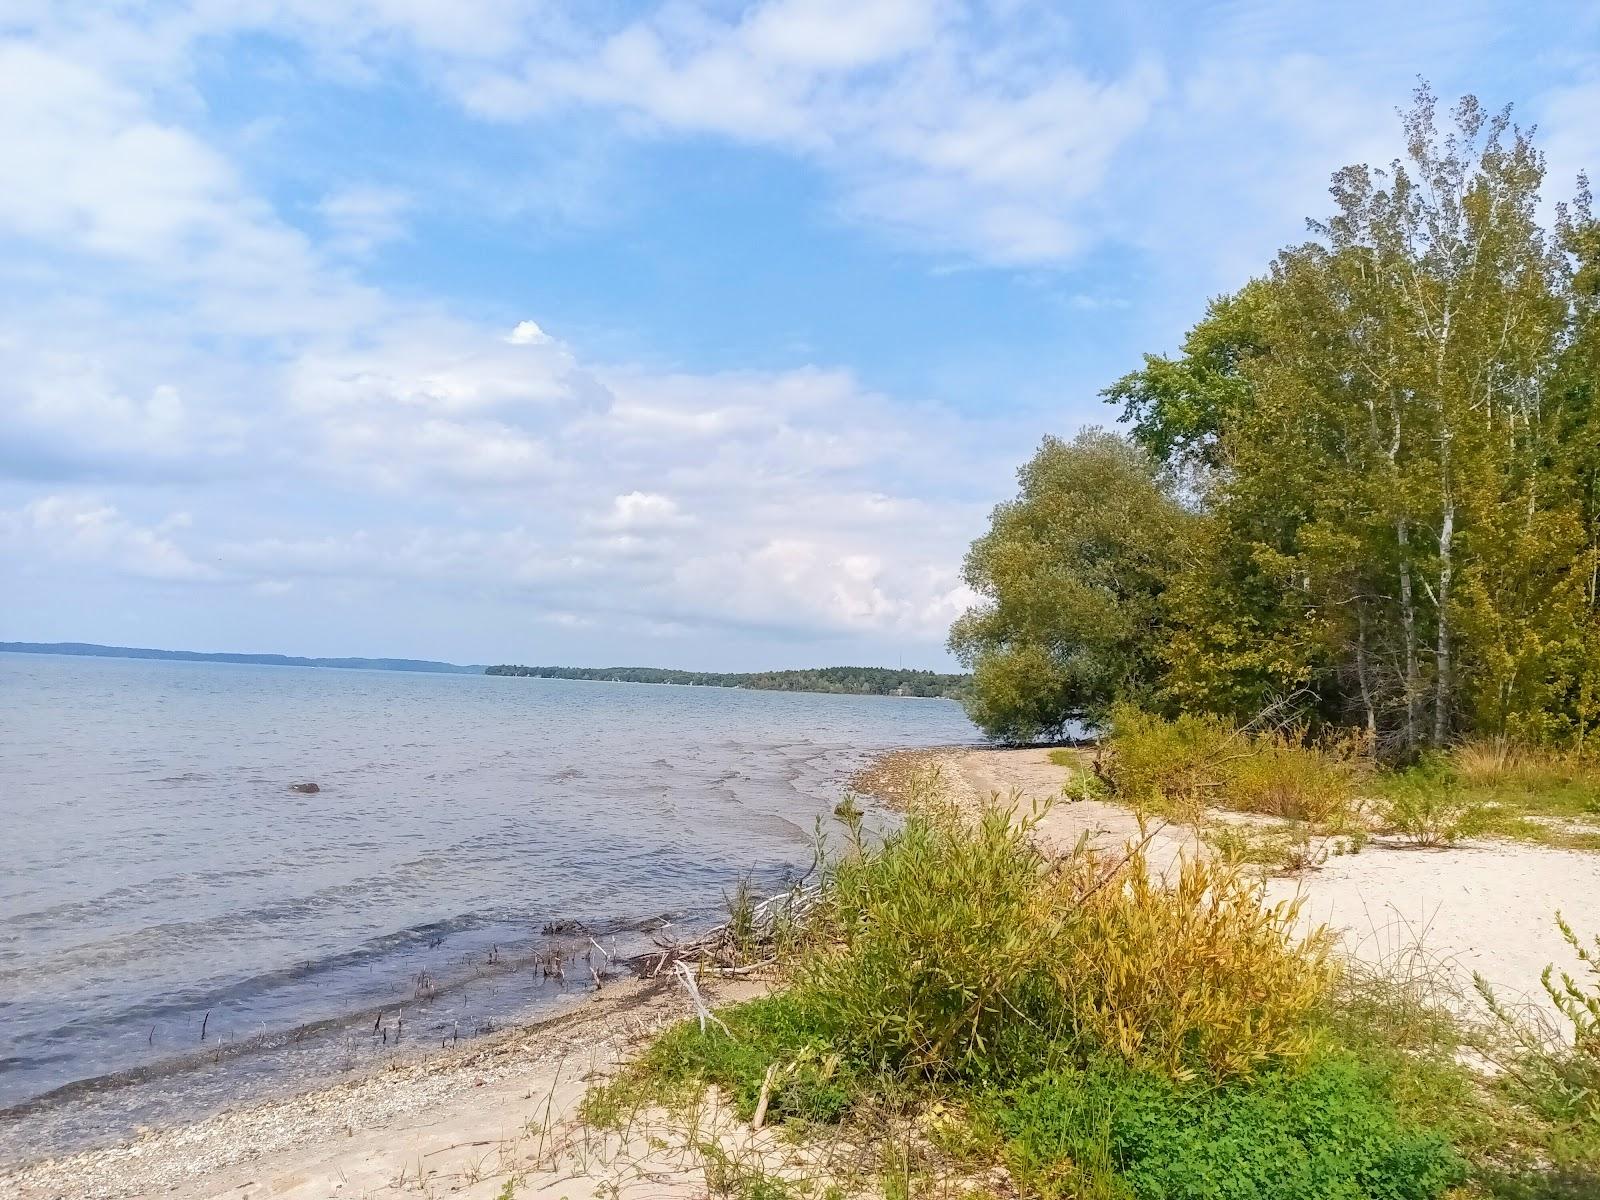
[0,641,481,674]
[484,663,969,699]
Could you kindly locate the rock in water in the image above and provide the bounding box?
[289,781,321,794]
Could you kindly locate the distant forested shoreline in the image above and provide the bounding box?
[1,641,481,674]
[484,664,969,699]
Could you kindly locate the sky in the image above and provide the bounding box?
[2,2,1597,670]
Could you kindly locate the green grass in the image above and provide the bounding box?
[992,1055,1464,1200]
[578,765,1600,1200]
[1374,749,1600,850]
[638,991,859,1124]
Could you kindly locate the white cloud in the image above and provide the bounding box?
[2,495,219,581]
[452,2,1166,265]
[506,319,552,345]
[588,491,692,533]
[318,184,413,255]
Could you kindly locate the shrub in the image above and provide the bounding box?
[995,1056,1466,1200]
[1102,703,1235,817]
[1222,728,1362,826]
[1055,851,1336,1080]
[797,800,1332,1085]
[798,800,1068,1084]
[1380,757,1488,847]
[1103,707,1362,829]
[642,802,1334,1110]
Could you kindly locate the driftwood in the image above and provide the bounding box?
[625,883,822,977]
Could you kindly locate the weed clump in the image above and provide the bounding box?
[1378,756,1488,847]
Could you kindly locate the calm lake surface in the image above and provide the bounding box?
[0,653,977,1157]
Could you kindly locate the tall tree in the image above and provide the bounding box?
[1106,86,1594,752]
[949,430,1191,741]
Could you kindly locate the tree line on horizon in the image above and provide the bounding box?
[952,87,1600,755]
[484,663,970,699]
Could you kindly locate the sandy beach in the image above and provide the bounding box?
[926,747,1600,1015]
[1,973,773,1200]
[8,744,1600,1199]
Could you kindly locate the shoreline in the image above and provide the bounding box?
[0,972,765,1200]
[8,743,1600,1197]
[0,741,917,1196]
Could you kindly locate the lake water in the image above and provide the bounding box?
[0,652,977,1158]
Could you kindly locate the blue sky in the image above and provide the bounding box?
[3,2,1597,670]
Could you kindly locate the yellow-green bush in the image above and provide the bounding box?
[1101,703,1234,817]
[1222,728,1363,825]
[795,799,1333,1085]
[1102,706,1362,829]
[1056,851,1336,1080]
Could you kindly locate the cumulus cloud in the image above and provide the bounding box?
[506,320,553,346]
[1,495,219,581]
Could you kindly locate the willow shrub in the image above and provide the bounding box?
[1104,705,1361,829]
[1055,853,1335,1081]
[1101,703,1235,818]
[798,800,1068,1084]
[796,800,1334,1087]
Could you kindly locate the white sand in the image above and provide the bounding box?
[949,746,1600,1013]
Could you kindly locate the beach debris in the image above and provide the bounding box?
[627,882,819,977]
[751,1063,778,1130]
[288,781,321,794]
[672,960,728,1035]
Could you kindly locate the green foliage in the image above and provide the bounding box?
[1102,705,1362,829]
[798,802,1068,1084]
[955,86,1600,757]
[1378,756,1490,847]
[994,1056,1465,1200]
[948,429,1192,741]
[1103,280,1273,472]
[1100,704,1235,815]
[1478,916,1600,1139]
[1332,949,1600,1197]
[640,801,1333,1109]
[635,991,856,1125]
[1054,850,1335,1080]
[607,802,1532,1200]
